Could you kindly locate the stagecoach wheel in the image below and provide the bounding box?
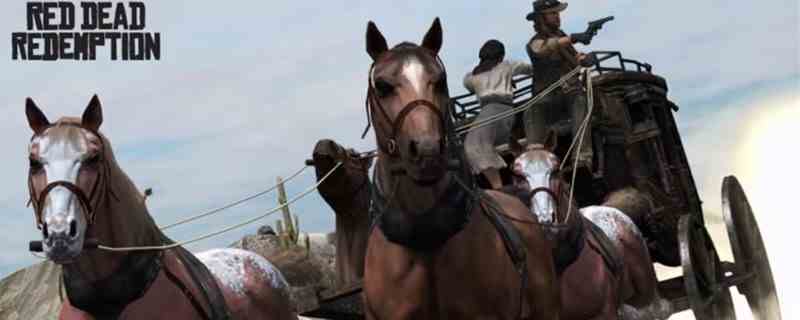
[679,214,737,320]
[722,175,782,320]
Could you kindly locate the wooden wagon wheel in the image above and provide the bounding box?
[722,175,782,320]
[679,214,736,320]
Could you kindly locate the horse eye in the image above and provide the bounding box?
[436,78,447,91]
[374,79,394,97]
[29,158,43,173]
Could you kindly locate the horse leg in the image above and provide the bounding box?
[615,216,672,320]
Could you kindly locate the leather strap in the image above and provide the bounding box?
[478,193,530,319]
[163,262,212,320]
[63,251,163,319]
[168,243,232,320]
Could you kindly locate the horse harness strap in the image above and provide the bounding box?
[369,176,474,252]
[368,95,447,157]
[28,123,119,230]
[584,219,624,278]
[477,192,530,319]
[63,251,164,319]
[162,261,212,320]
[169,240,232,319]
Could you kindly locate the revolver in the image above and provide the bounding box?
[586,16,614,36]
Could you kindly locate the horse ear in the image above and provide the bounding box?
[26,98,50,135]
[421,17,442,54]
[82,94,103,131]
[366,21,388,61]
[543,130,558,152]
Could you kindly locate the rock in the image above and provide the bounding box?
[258,225,277,236]
[0,260,62,320]
[230,233,284,258]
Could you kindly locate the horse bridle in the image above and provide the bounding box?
[28,124,116,231]
[525,153,568,225]
[362,52,453,158]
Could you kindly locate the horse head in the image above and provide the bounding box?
[365,18,451,185]
[25,95,112,264]
[511,133,571,228]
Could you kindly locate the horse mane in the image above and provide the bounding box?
[97,127,165,246]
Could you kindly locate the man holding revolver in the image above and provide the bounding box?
[524,0,600,171]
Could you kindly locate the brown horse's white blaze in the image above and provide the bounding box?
[513,148,672,319]
[25,96,297,320]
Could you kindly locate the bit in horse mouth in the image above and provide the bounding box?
[408,167,445,186]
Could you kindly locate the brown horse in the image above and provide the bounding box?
[25,96,297,320]
[511,143,672,320]
[361,18,560,319]
[311,139,372,287]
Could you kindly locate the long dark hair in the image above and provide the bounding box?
[472,39,505,75]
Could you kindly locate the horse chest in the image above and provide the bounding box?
[365,223,520,319]
[116,271,207,320]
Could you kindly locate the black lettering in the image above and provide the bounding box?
[130,32,144,60]
[106,32,120,60]
[121,32,128,60]
[129,2,145,30]
[59,2,75,30]
[12,33,27,60]
[42,2,58,30]
[46,35,56,59]
[145,32,159,60]
[98,2,112,30]
[89,33,104,60]
[28,2,43,30]
[113,2,128,29]
[60,32,74,60]
[81,2,97,30]
[43,33,58,60]
[28,33,42,60]
[74,32,88,60]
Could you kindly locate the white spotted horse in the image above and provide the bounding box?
[25,95,297,320]
[510,138,672,320]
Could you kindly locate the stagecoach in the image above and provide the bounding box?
[299,52,781,319]
[451,51,781,320]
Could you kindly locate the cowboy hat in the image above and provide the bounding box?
[526,0,568,20]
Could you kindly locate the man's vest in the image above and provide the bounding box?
[526,30,580,94]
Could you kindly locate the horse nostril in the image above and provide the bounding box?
[69,220,77,238]
[409,140,420,158]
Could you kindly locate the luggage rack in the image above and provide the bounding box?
[449,51,654,125]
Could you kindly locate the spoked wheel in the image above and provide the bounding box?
[722,175,782,320]
[679,214,737,320]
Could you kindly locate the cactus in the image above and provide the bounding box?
[274,176,301,249]
[305,233,311,257]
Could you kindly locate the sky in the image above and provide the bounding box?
[0,0,798,318]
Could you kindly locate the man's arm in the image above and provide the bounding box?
[528,36,570,58]
[510,60,533,76]
[463,73,475,93]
